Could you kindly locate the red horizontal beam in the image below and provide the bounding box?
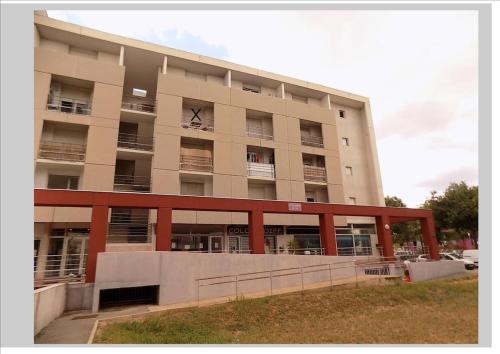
[34,189,432,219]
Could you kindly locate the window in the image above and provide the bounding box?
[180,182,205,196]
[339,110,345,119]
[47,175,79,190]
[348,197,356,205]
[342,137,349,146]
[242,84,260,94]
[345,166,353,176]
[132,88,147,97]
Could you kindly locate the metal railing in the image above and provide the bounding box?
[47,95,91,115]
[113,175,151,193]
[107,211,152,243]
[180,155,213,173]
[117,133,154,152]
[301,135,324,148]
[270,248,325,255]
[337,246,384,257]
[38,141,86,162]
[247,162,275,178]
[121,96,156,114]
[181,112,214,132]
[303,165,327,183]
[195,258,405,306]
[34,253,87,286]
[246,127,273,140]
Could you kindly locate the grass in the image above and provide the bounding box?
[94,275,478,344]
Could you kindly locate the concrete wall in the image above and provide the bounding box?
[407,261,465,282]
[65,282,94,312]
[34,283,67,335]
[92,251,389,312]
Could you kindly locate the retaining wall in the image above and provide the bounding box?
[408,260,465,282]
[34,283,66,335]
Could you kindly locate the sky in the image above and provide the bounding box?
[47,10,478,207]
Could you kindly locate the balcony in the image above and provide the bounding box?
[121,96,156,114]
[180,155,213,173]
[107,209,151,243]
[303,165,327,183]
[301,135,324,148]
[247,162,275,179]
[47,95,91,116]
[246,126,273,140]
[113,175,151,193]
[181,112,214,132]
[38,141,86,163]
[117,133,154,152]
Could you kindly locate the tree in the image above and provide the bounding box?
[422,182,478,246]
[384,196,420,246]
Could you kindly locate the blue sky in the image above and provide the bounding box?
[47,10,478,207]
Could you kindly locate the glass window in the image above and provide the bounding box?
[354,235,372,256]
[336,235,355,256]
[339,110,345,118]
[47,175,79,190]
[342,137,349,146]
[345,166,353,176]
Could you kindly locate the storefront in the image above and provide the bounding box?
[227,225,283,254]
[171,225,224,253]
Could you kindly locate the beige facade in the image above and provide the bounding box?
[33,13,385,263]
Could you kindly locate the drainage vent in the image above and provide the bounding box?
[99,285,159,310]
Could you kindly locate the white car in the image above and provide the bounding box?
[416,254,429,262]
[462,249,478,268]
[440,252,475,270]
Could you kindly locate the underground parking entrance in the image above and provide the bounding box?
[99,285,159,310]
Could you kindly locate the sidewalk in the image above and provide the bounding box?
[35,305,150,344]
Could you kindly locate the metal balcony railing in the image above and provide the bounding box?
[180,155,213,173]
[38,141,86,162]
[47,95,91,115]
[107,210,152,244]
[113,175,151,193]
[247,162,275,178]
[301,135,324,148]
[303,165,327,183]
[117,133,154,152]
[246,127,273,140]
[121,96,156,114]
[34,253,87,286]
[181,112,214,132]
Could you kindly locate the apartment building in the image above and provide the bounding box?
[33,13,387,283]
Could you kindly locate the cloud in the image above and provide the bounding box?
[425,136,475,152]
[375,101,457,139]
[417,167,478,191]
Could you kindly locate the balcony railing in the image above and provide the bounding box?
[246,127,273,140]
[117,133,154,152]
[301,135,324,148]
[180,155,213,173]
[34,253,87,286]
[247,162,275,178]
[47,95,91,116]
[38,141,86,162]
[303,165,327,183]
[181,112,214,132]
[113,175,151,193]
[121,96,156,114]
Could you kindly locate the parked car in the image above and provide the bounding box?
[462,249,479,268]
[394,250,413,261]
[440,252,475,270]
[416,254,429,262]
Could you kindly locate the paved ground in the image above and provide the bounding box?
[35,305,150,344]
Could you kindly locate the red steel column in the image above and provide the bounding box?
[420,217,440,260]
[156,207,172,251]
[376,215,394,260]
[248,210,265,254]
[86,205,109,283]
[319,213,337,256]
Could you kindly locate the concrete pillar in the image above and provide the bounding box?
[224,70,231,87]
[156,207,172,251]
[162,56,168,75]
[35,223,51,280]
[321,94,331,110]
[376,215,394,260]
[420,217,440,260]
[86,205,109,283]
[319,213,337,255]
[119,45,125,66]
[248,210,265,254]
[277,83,285,99]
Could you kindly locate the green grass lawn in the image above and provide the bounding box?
[94,275,478,344]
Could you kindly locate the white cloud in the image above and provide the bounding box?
[47,10,478,207]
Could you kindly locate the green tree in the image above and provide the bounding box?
[422,182,478,245]
[384,196,420,246]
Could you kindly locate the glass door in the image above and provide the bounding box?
[209,236,223,253]
[229,236,239,253]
